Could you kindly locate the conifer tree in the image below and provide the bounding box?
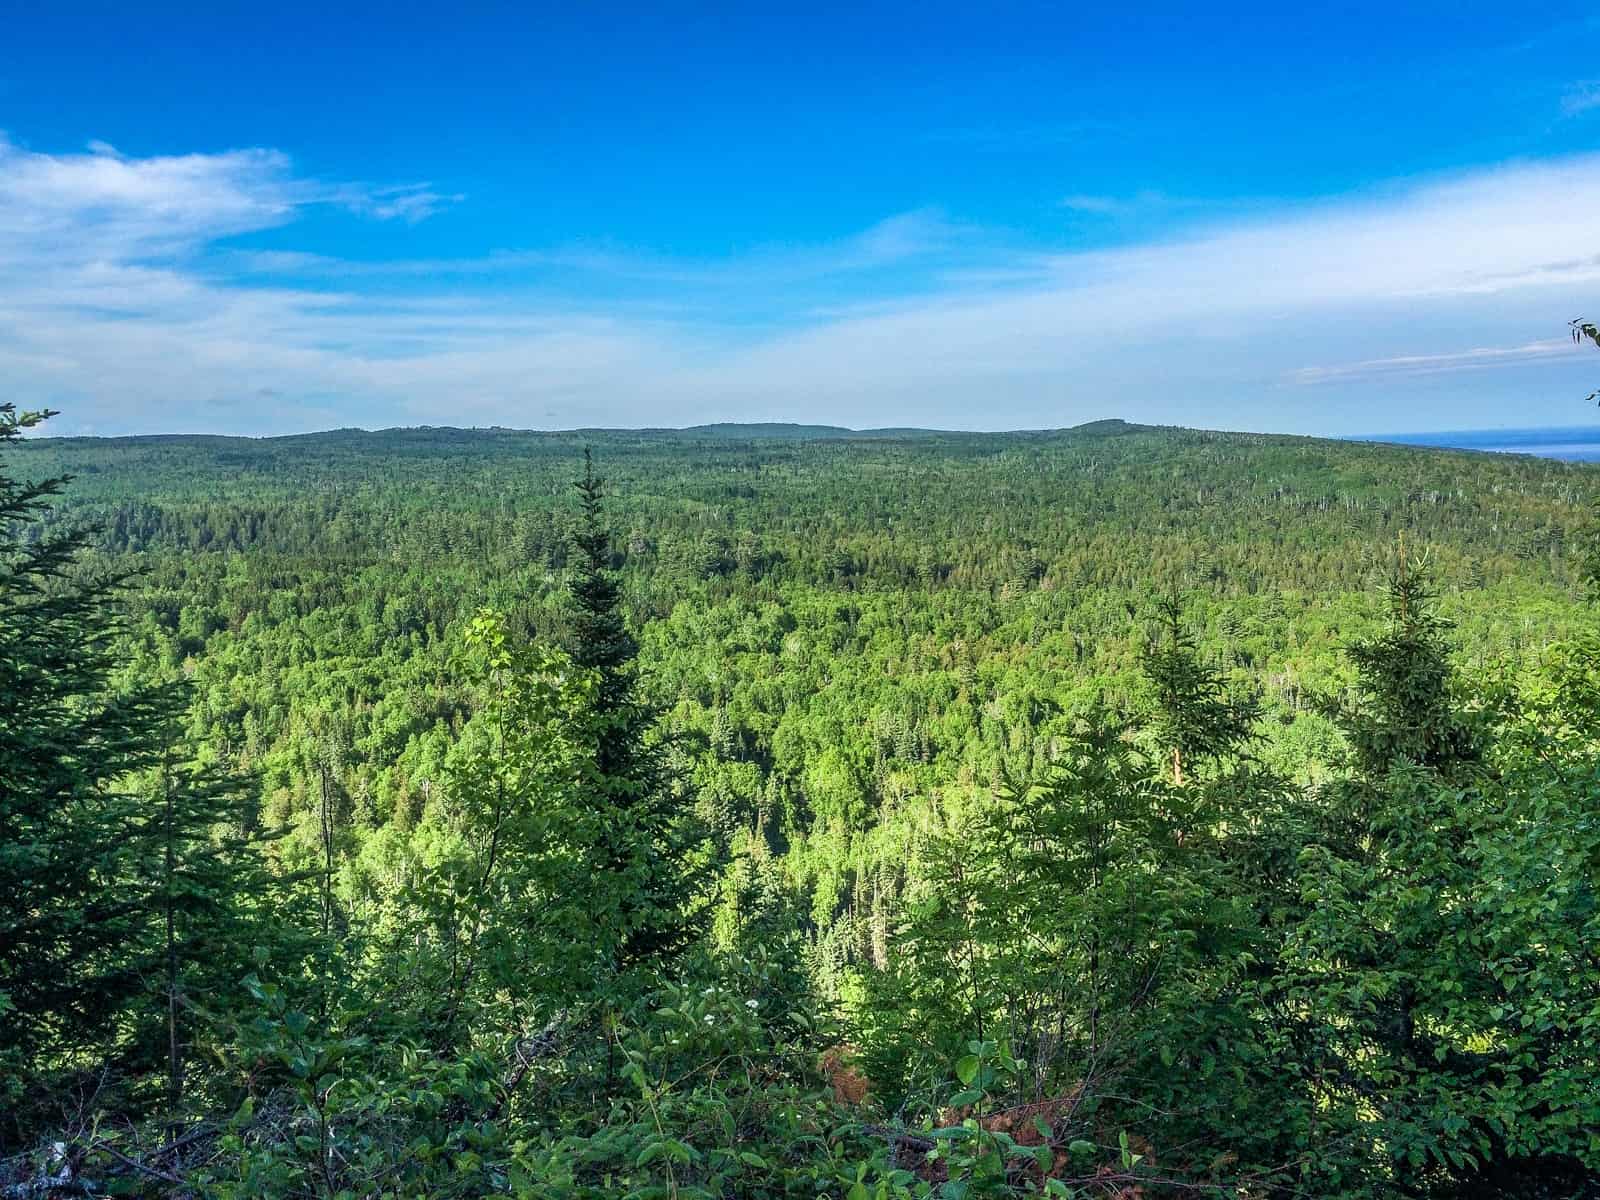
[137,750,272,1126]
[0,406,187,1107]
[1325,542,1477,775]
[568,450,700,971]
[1141,594,1258,785]
[1287,548,1493,1192]
[1,406,263,1138]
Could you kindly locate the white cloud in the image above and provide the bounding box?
[0,133,457,259]
[0,134,297,257]
[1,134,1598,436]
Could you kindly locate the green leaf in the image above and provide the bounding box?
[954,1054,980,1085]
[662,1139,694,1164]
[636,1142,666,1167]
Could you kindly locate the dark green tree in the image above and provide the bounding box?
[0,406,186,1114]
[1321,544,1477,776]
[134,750,276,1127]
[0,406,265,1141]
[568,450,701,972]
[1142,593,1259,785]
[1285,552,1501,1193]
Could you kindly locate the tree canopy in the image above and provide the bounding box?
[5,416,1600,1197]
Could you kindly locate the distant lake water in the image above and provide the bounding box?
[1363,428,1600,463]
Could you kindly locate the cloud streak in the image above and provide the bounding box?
[1,134,1598,436]
[1287,339,1577,385]
[1562,80,1600,116]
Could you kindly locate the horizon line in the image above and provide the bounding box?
[18,416,1600,446]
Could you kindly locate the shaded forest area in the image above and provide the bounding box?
[5,412,1599,1197]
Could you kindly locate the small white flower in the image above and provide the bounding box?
[745,1000,759,1010]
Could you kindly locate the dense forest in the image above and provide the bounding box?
[5,408,1600,1197]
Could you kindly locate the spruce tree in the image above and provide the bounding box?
[0,406,263,1138]
[135,751,271,1125]
[0,407,184,1101]
[1323,541,1477,776]
[568,450,699,971]
[1141,594,1259,785]
[1288,548,1491,1192]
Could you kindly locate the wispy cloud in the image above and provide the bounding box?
[1562,80,1600,116]
[0,133,459,253]
[0,135,298,255]
[1287,339,1576,385]
[1058,189,1186,216]
[231,209,963,285]
[1059,193,1123,215]
[2,134,1599,436]
[326,181,464,224]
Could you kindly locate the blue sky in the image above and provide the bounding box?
[3,2,1599,435]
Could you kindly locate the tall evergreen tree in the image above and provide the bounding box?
[567,450,700,971]
[1287,550,1496,1193]
[0,406,186,1111]
[0,405,264,1141]
[133,750,272,1125]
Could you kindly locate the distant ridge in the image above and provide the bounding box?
[29,417,1146,445]
[677,422,865,439]
[590,417,1145,440]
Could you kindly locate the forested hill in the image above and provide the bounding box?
[8,407,1600,1195]
[15,419,1590,593]
[11,415,1594,916]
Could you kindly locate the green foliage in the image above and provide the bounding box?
[362,607,599,1050]
[6,419,1600,1199]
[1141,593,1260,784]
[1270,563,1600,1195]
[0,405,267,1138]
[567,450,704,973]
[172,949,901,1200]
[1318,544,1479,775]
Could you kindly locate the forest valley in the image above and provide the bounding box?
[4,406,1600,1198]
